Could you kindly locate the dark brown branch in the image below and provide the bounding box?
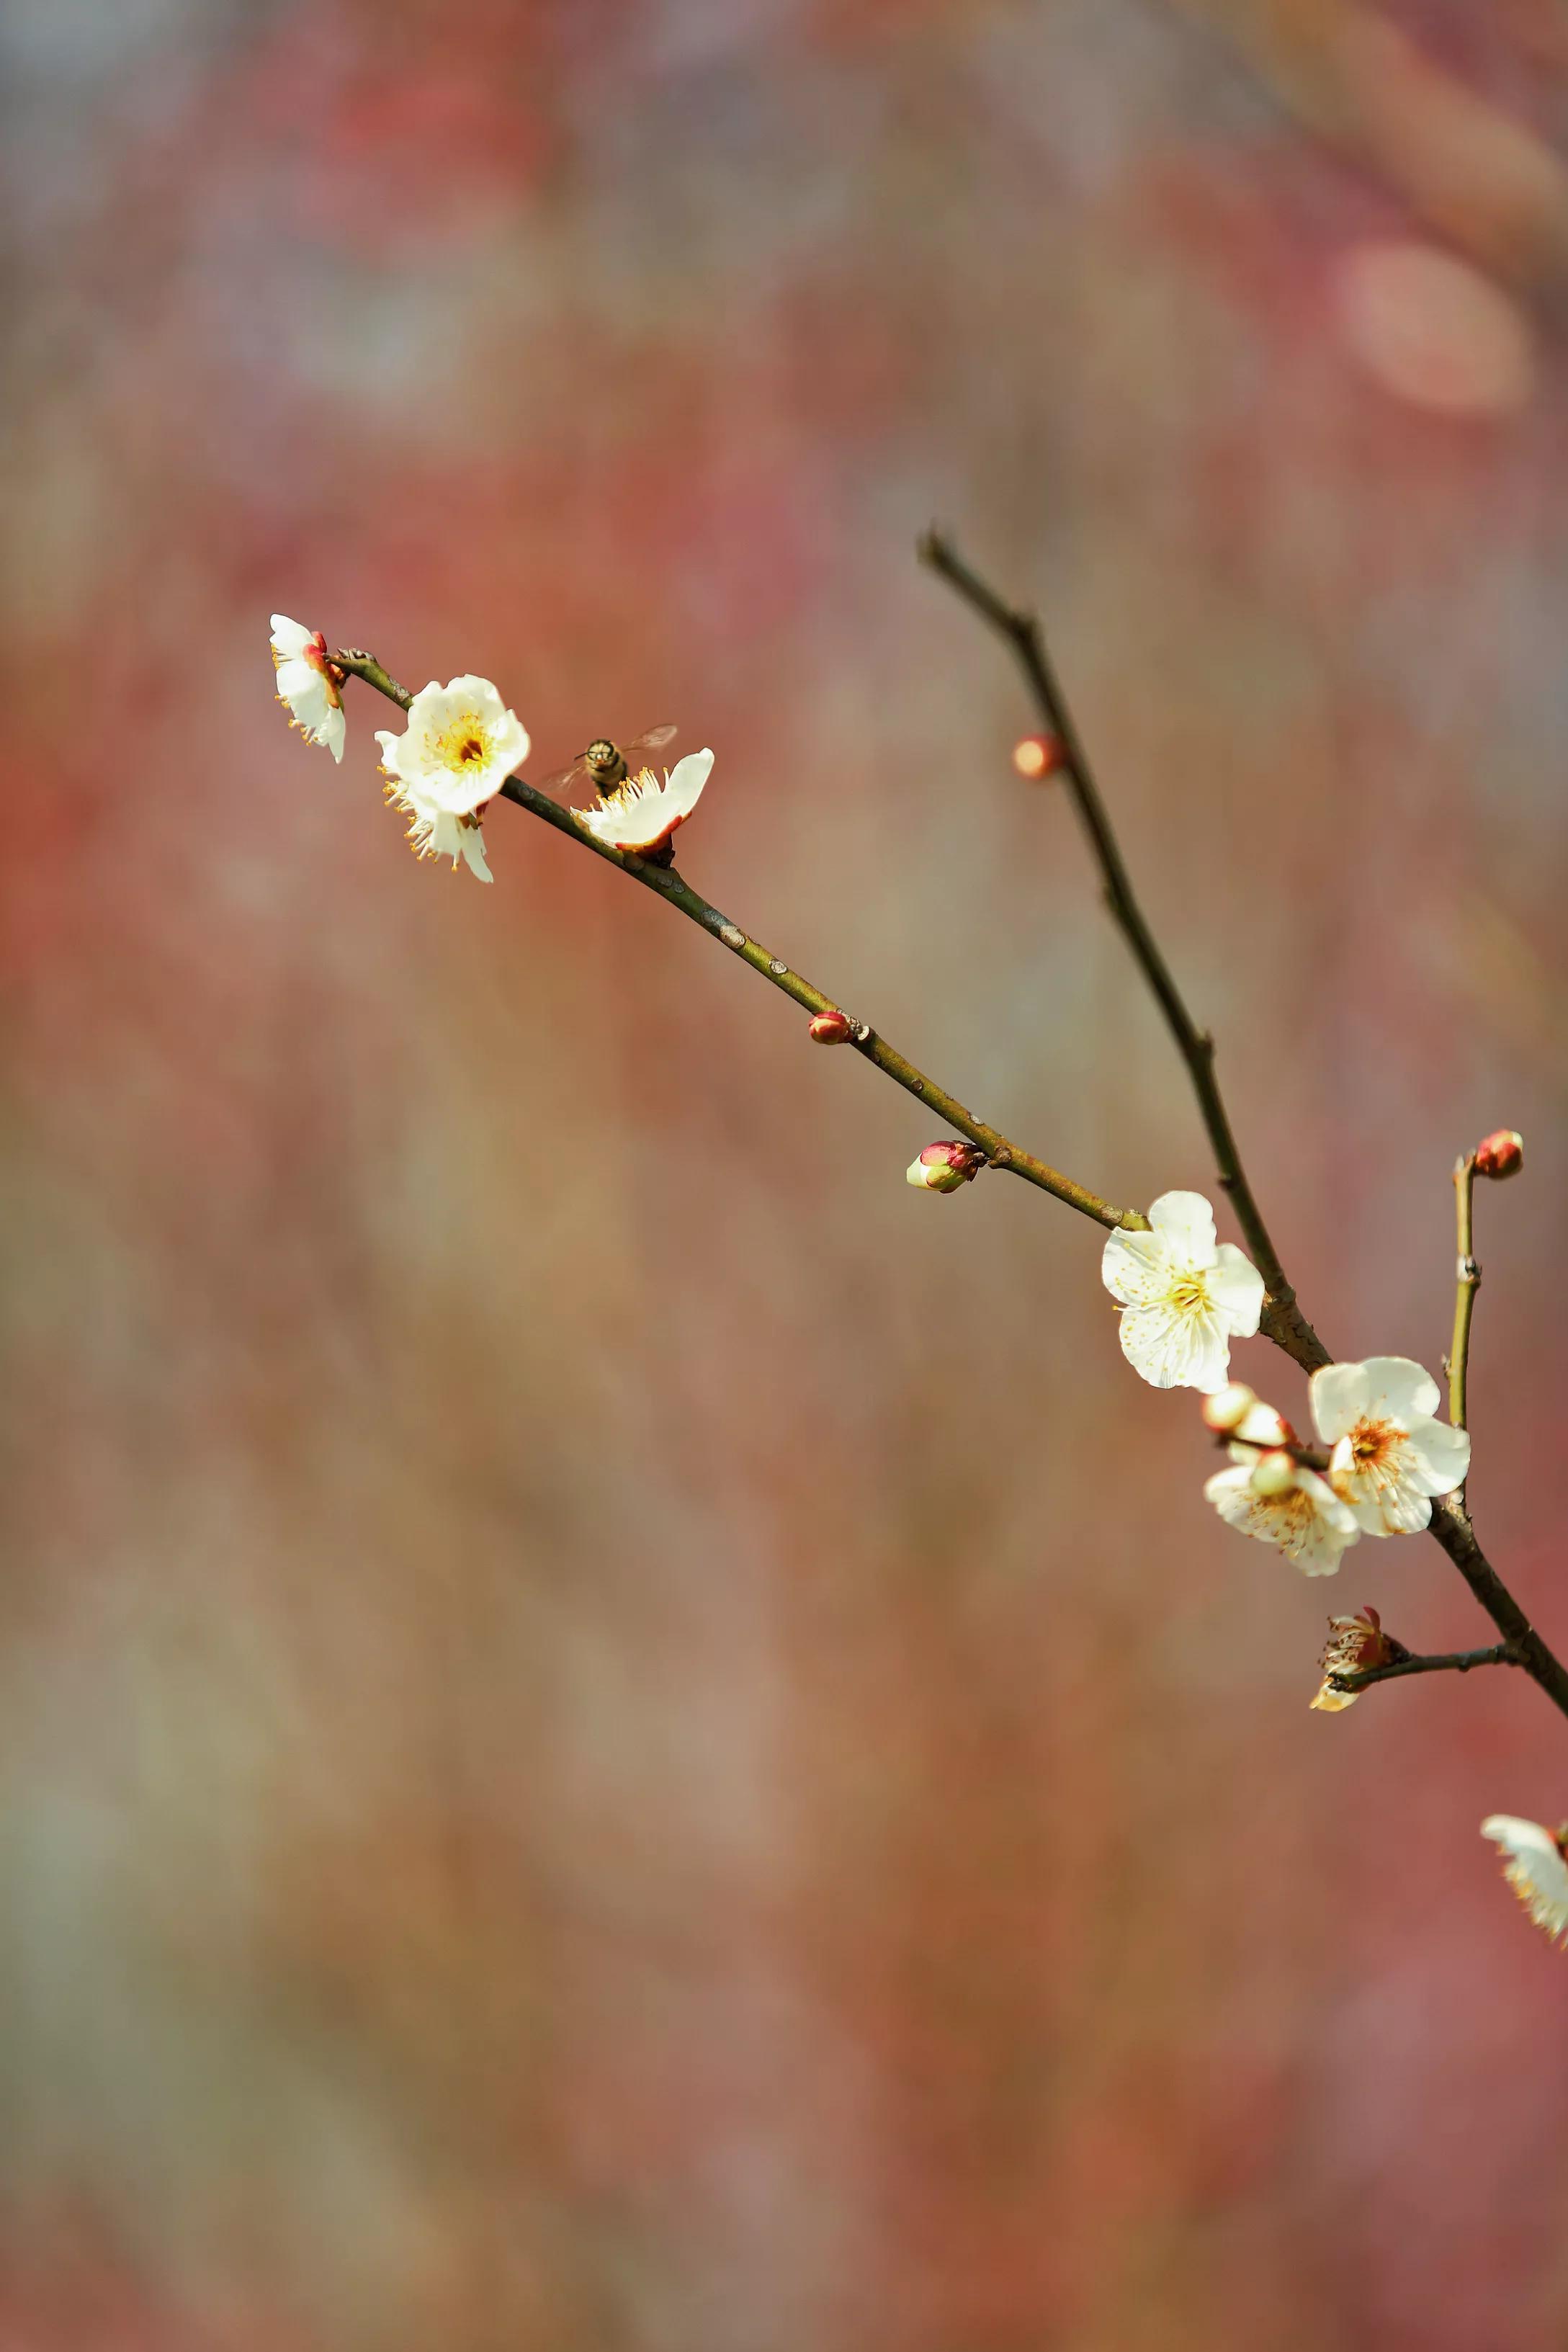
[1331,1640,1520,1694]
[915,540,1568,1727]
[332,649,1138,1233]
[917,531,1327,1371]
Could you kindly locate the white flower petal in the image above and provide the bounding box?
[1100,1228,1172,1308]
[1403,1418,1471,1498]
[1204,1459,1357,1575]
[1147,1190,1218,1262]
[664,746,714,811]
[1232,1400,1287,1447]
[1119,1302,1229,1390]
[318,702,346,764]
[1361,1356,1441,1424]
[269,614,313,659]
[458,826,493,882]
[1309,1361,1372,1444]
[1481,1815,1568,1943]
[1207,1243,1264,1336]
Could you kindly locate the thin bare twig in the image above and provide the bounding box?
[918,529,1327,1372]
[1450,1153,1479,1432]
[332,649,1139,1234]
[915,538,1568,1726]
[1331,1641,1520,1694]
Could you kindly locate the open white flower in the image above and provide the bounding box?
[1309,1357,1470,1536]
[1204,1397,1361,1575]
[375,675,528,885]
[270,614,344,761]
[1481,1815,1568,1946]
[578,749,713,854]
[1101,1191,1264,1392]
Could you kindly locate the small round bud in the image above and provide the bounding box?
[906,1140,987,1193]
[1474,1128,1524,1180]
[1250,1449,1296,1497]
[1012,733,1063,781]
[809,1010,854,1045]
[1201,1382,1257,1435]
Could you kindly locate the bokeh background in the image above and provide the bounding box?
[5,1,1568,2345]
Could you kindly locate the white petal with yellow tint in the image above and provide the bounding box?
[376,674,529,818]
[1101,1191,1263,1393]
[1311,1354,1469,1537]
[580,748,714,854]
[1481,1815,1568,1946]
[1205,1460,1358,1575]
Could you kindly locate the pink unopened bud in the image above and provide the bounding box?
[809,1010,854,1045]
[906,1140,987,1193]
[1012,733,1064,781]
[1474,1129,1524,1180]
[1201,1382,1256,1435]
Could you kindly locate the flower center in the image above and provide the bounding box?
[434,717,493,775]
[1168,1274,1211,1315]
[1349,1418,1403,1485]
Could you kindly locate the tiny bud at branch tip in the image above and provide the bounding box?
[1012,733,1063,781]
[1473,1129,1524,1180]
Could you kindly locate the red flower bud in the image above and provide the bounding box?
[1012,733,1063,781]
[906,1140,987,1193]
[1474,1129,1524,1180]
[809,1010,854,1045]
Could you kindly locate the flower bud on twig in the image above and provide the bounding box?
[1473,1129,1523,1180]
[906,1140,987,1193]
[809,1010,854,1045]
[1310,1606,1397,1713]
[1249,1449,1297,1497]
[1012,733,1063,781]
[1201,1382,1257,1435]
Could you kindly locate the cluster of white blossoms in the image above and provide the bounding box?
[1097,1190,1471,1578]
[1097,1188,1559,1943]
[268,616,712,877]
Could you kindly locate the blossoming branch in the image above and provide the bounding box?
[269,544,1568,1952]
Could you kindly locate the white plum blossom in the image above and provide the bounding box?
[578,749,713,854]
[1101,1191,1264,1392]
[270,614,345,761]
[1480,1815,1568,1946]
[375,675,529,884]
[1309,1356,1470,1537]
[1204,1397,1361,1575]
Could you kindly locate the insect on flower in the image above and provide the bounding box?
[538,724,679,801]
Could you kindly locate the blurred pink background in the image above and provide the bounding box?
[5,1,1568,2345]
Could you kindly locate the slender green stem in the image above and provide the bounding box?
[1331,1640,1520,1695]
[332,649,1139,1233]
[1450,1153,1479,1431]
[917,531,1327,1371]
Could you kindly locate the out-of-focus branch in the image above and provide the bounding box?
[1449,1153,1479,1431]
[1331,1640,1520,1696]
[915,544,1568,1727]
[332,648,1139,1234]
[918,530,1327,1372]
